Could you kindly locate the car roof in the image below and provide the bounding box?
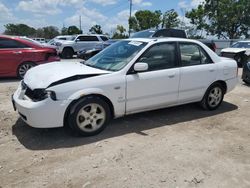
[126,37,202,44]
[235,41,250,43]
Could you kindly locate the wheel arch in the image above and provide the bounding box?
[62,46,74,52]
[204,80,227,97]
[63,93,115,127]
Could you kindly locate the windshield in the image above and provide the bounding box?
[131,30,156,38]
[231,42,250,48]
[84,40,147,71]
[70,36,76,41]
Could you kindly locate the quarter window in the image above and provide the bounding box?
[0,38,29,48]
[100,36,108,41]
[137,43,177,71]
[179,43,212,66]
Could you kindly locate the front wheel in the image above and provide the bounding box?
[61,48,74,59]
[200,83,225,110]
[67,96,111,136]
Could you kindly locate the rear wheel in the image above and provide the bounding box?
[200,83,225,110]
[17,62,36,79]
[67,96,111,136]
[61,48,74,59]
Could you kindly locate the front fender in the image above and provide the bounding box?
[68,88,106,100]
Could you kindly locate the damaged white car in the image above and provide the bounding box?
[221,41,250,67]
[12,38,238,136]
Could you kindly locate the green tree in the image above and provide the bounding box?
[129,10,162,31]
[185,5,208,38]
[4,23,36,36]
[67,25,82,35]
[89,25,103,34]
[41,26,60,39]
[162,9,180,28]
[112,25,128,39]
[186,0,250,39]
[61,27,68,35]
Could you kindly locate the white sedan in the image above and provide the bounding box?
[12,38,238,136]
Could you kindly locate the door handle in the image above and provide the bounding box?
[209,69,215,72]
[168,74,175,78]
[13,51,22,54]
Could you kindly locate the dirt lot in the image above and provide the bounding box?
[0,69,249,188]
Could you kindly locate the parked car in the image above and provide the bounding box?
[131,29,217,52]
[77,40,118,60]
[77,48,102,60]
[130,28,187,39]
[48,35,75,46]
[56,34,109,59]
[0,35,60,78]
[242,62,250,84]
[20,37,58,48]
[12,38,238,136]
[221,41,250,67]
[32,38,46,44]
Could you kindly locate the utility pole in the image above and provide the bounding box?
[79,15,82,34]
[129,0,132,37]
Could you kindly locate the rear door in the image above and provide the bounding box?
[178,42,217,103]
[0,38,28,76]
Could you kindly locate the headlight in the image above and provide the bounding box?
[30,89,57,101]
[56,42,62,46]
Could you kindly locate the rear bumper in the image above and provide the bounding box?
[225,77,238,93]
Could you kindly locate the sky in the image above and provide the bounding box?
[0,0,204,34]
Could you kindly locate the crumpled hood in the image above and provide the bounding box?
[221,48,246,53]
[24,61,110,89]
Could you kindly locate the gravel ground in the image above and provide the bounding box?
[0,66,249,188]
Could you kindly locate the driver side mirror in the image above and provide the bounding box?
[134,62,148,72]
[76,39,80,42]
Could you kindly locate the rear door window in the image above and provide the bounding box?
[77,36,99,41]
[179,43,213,66]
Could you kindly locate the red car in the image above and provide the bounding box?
[0,35,60,78]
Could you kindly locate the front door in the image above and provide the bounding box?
[126,42,180,114]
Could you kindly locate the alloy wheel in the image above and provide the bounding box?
[76,103,106,132]
[208,87,223,108]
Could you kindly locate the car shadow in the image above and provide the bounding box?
[12,101,238,150]
[0,77,19,83]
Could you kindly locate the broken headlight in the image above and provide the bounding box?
[25,88,57,101]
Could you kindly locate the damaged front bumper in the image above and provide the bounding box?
[12,83,70,128]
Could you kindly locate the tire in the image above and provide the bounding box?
[17,62,36,79]
[243,79,250,85]
[62,48,74,59]
[67,96,111,136]
[200,83,225,110]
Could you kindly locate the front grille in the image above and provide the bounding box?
[25,87,35,99]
